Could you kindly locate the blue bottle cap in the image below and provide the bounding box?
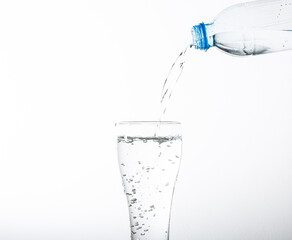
[192,22,210,51]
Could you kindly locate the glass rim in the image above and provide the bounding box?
[116,121,181,126]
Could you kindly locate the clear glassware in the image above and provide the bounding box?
[116,121,182,240]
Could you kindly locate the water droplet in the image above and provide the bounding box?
[125,137,133,143]
[130,198,137,204]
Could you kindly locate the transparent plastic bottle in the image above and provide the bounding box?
[192,0,292,56]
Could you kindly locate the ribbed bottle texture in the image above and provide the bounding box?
[192,0,292,56]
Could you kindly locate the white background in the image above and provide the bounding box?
[0,0,292,239]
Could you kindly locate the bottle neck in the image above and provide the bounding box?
[192,22,214,50]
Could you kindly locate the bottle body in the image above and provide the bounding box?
[192,0,292,56]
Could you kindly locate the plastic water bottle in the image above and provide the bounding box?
[192,0,292,56]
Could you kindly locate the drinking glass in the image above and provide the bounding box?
[116,121,182,240]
